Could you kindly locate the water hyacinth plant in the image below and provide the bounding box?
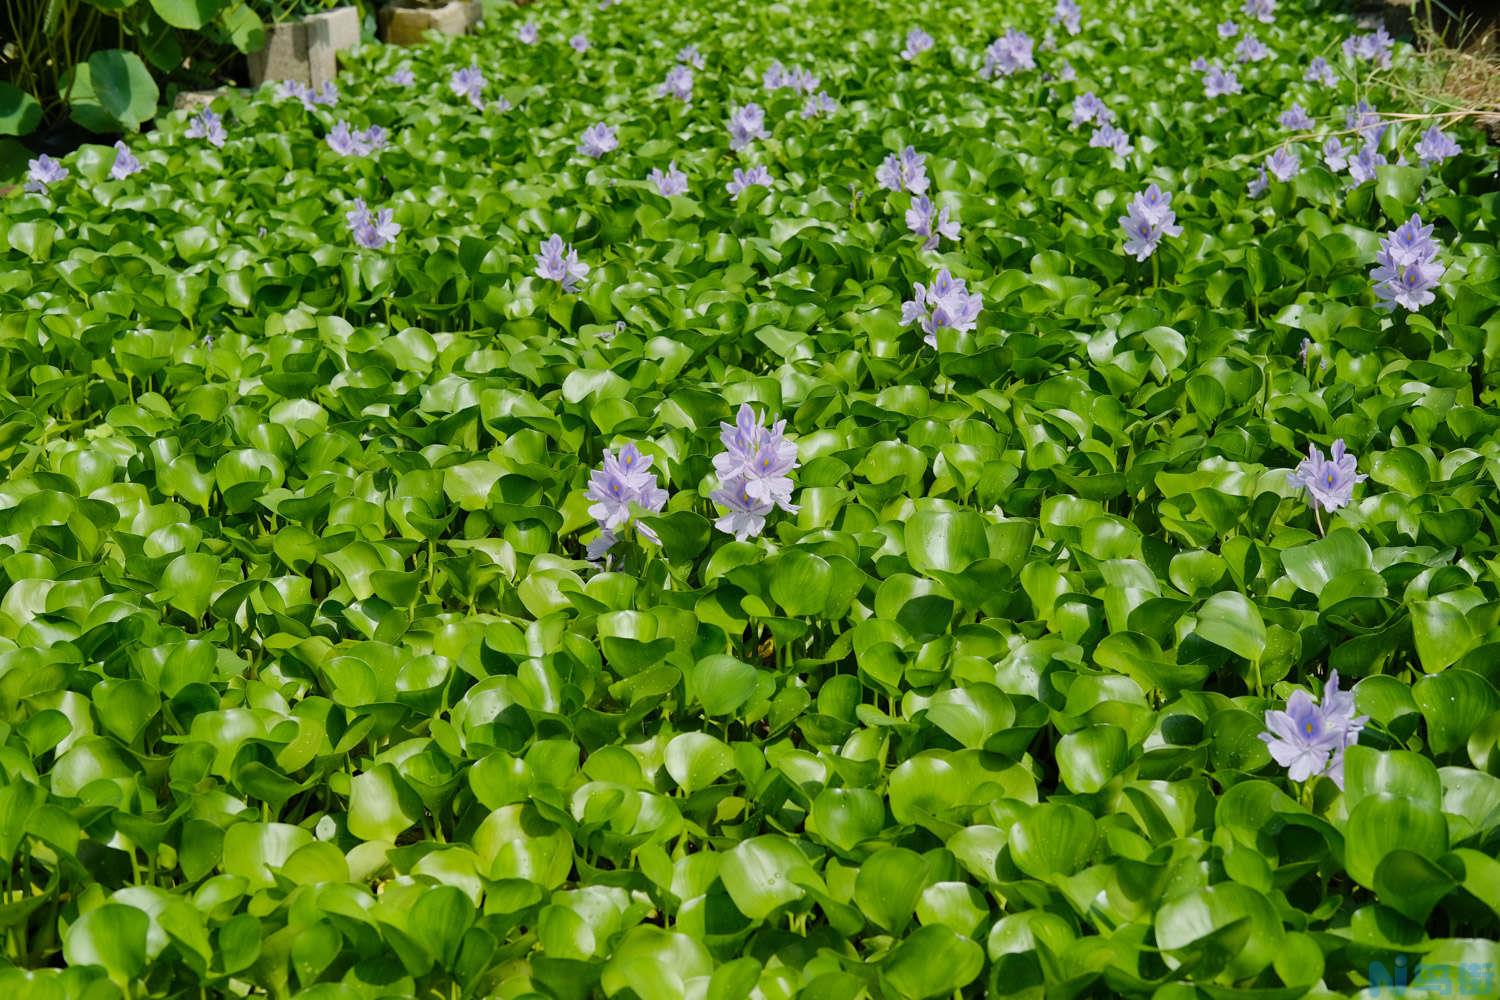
[902,268,983,346]
[1,0,1498,994]
[535,234,589,291]
[586,443,668,560]
[1119,183,1182,261]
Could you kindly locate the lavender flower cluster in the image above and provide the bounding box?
[346,198,400,250]
[1260,672,1366,788]
[979,29,1034,79]
[1370,213,1446,313]
[902,269,983,347]
[326,121,388,158]
[1118,184,1182,261]
[584,406,800,559]
[1291,439,1366,513]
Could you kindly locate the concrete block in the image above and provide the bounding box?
[247,6,361,89]
[380,1,471,46]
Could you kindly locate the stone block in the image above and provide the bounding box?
[247,5,360,89]
[380,1,472,46]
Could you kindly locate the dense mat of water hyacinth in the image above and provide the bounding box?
[3,0,1500,996]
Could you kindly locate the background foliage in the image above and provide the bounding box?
[2,0,1500,997]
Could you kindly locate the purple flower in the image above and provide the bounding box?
[790,67,820,95]
[1415,125,1460,165]
[312,82,338,107]
[1248,168,1269,198]
[326,120,363,156]
[345,199,400,249]
[451,65,485,109]
[712,404,799,515]
[1291,439,1367,511]
[1344,26,1393,68]
[1243,0,1276,24]
[1052,0,1081,35]
[1234,33,1270,63]
[1118,184,1183,261]
[1371,213,1445,312]
[360,124,388,152]
[875,145,929,195]
[1071,92,1115,128]
[1203,64,1242,98]
[1190,56,1210,73]
[763,61,791,91]
[1347,142,1386,184]
[1260,671,1364,787]
[727,164,773,200]
[728,103,769,151]
[569,33,590,52]
[1264,674,1366,787]
[659,64,694,102]
[535,234,590,293]
[185,109,226,147]
[1218,20,1239,37]
[23,154,67,194]
[901,27,935,59]
[1279,104,1314,130]
[906,195,960,250]
[801,92,838,118]
[980,29,1034,79]
[586,443,668,559]
[901,268,983,348]
[678,44,705,68]
[1090,124,1133,156]
[1381,212,1441,267]
[1305,55,1336,86]
[1322,137,1350,171]
[579,122,618,159]
[1056,61,1076,82]
[1346,101,1386,143]
[650,161,689,196]
[388,65,414,86]
[1265,145,1300,182]
[710,478,774,541]
[109,141,142,180]
[277,80,312,106]
[518,21,538,44]
[491,97,513,113]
